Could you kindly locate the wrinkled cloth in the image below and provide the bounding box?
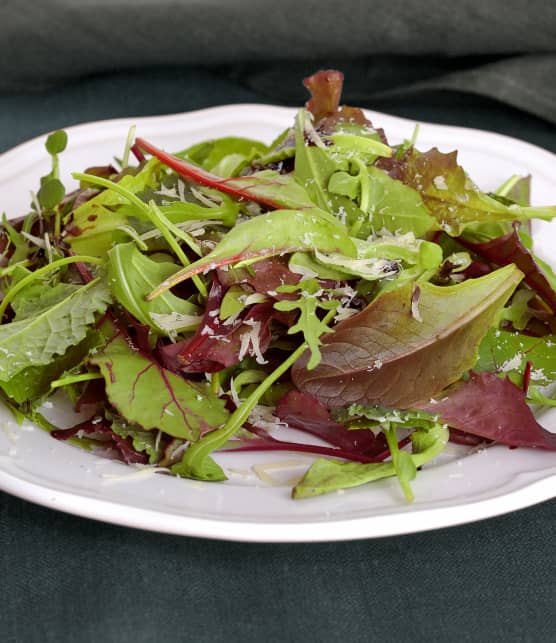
[1,1,556,122]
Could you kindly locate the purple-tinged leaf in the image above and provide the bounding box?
[136,137,315,210]
[158,278,292,373]
[458,224,556,313]
[401,148,556,235]
[223,423,399,464]
[274,389,385,454]
[419,372,556,450]
[293,264,523,409]
[217,257,301,294]
[146,207,355,299]
[52,417,149,464]
[303,69,344,121]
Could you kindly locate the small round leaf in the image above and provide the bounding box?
[45,130,68,155]
[38,178,65,210]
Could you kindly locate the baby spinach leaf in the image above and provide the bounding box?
[274,278,339,369]
[292,264,523,409]
[89,335,229,440]
[292,422,448,498]
[107,242,200,335]
[0,279,111,382]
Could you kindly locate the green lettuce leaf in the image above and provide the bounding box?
[177,136,268,177]
[147,208,356,298]
[0,332,102,404]
[0,279,111,382]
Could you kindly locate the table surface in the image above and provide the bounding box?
[1,65,555,643]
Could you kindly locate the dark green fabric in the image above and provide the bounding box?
[0,64,555,642]
[1,490,555,643]
[1,1,556,123]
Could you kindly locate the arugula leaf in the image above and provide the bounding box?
[0,279,111,382]
[292,264,523,409]
[274,278,339,369]
[89,335,229,440]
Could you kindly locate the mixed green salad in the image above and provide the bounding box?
[1,70,556,500]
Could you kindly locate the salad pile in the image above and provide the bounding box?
[1,70,556,501]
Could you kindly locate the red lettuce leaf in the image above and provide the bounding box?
[52,418,149,464]
[158,277,292,373]
[457,224,556,313]
[217,257,301,294]
[420,372,556,450]
[274,389,385,455]
[303,69,344,121]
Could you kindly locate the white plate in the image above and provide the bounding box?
[1,105,555,543]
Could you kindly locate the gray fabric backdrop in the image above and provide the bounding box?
[1,1,555,122]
